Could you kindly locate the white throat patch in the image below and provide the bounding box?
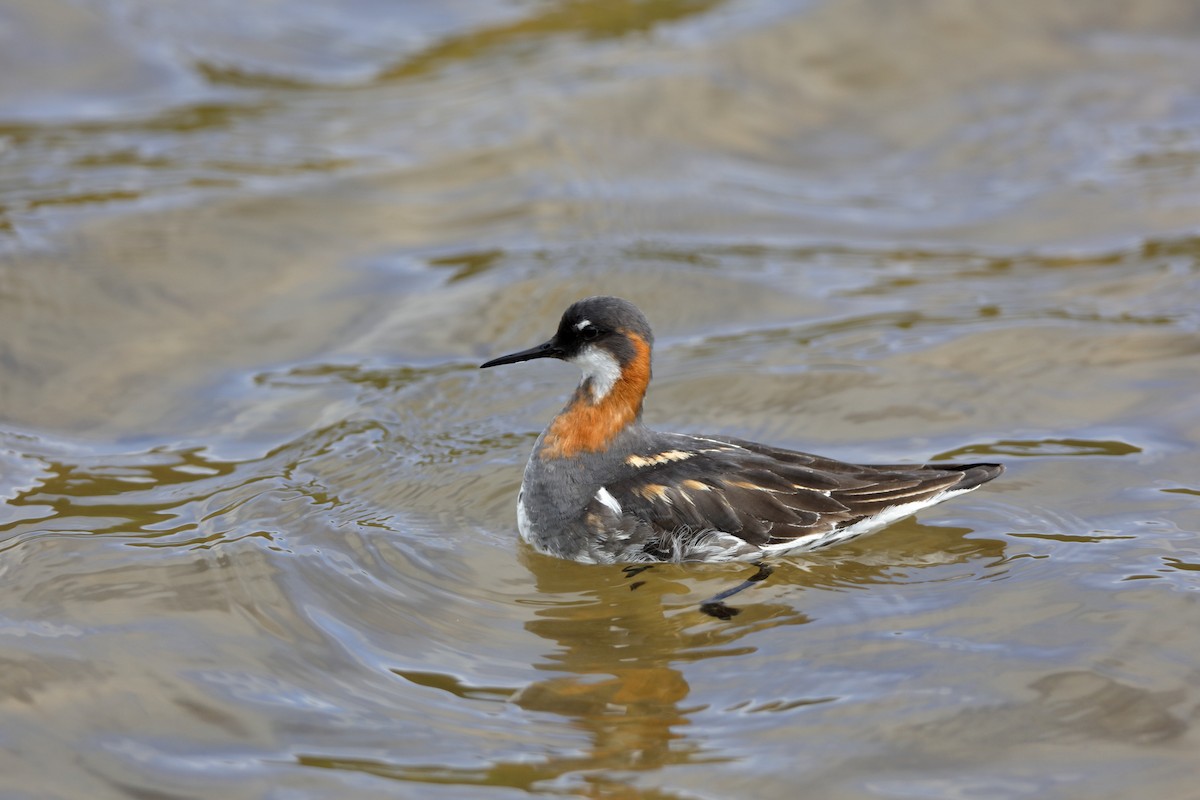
[570,345,621,402]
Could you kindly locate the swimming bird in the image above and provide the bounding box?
[481,296,1002,564]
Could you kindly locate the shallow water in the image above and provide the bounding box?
[3,1,1200,798]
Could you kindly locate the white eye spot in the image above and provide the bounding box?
[574,319,592,331]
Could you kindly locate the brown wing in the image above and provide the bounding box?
[606,434,1001,550]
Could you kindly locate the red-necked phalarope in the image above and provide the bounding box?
[481,296,1002,564]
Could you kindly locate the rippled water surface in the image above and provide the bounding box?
[3,1,1200,798]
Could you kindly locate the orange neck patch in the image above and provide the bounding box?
[541,332,651,459]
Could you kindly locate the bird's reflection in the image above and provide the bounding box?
[512,547,810,780]
[363,520,1007,795]
[508,518,1008,784]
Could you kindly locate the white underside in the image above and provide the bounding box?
[758,486,977,557]
[516,491,533,544]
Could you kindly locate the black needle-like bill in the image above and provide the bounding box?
[479,339,564,369]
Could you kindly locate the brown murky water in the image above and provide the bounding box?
[3,1,1200,797]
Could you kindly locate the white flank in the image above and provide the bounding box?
[570,345,622,402]
[595,487,622,515]
[760,486,978,557]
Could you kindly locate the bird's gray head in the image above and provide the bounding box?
[479,296,654,402]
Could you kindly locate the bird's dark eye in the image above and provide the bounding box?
[581,325,600,340]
